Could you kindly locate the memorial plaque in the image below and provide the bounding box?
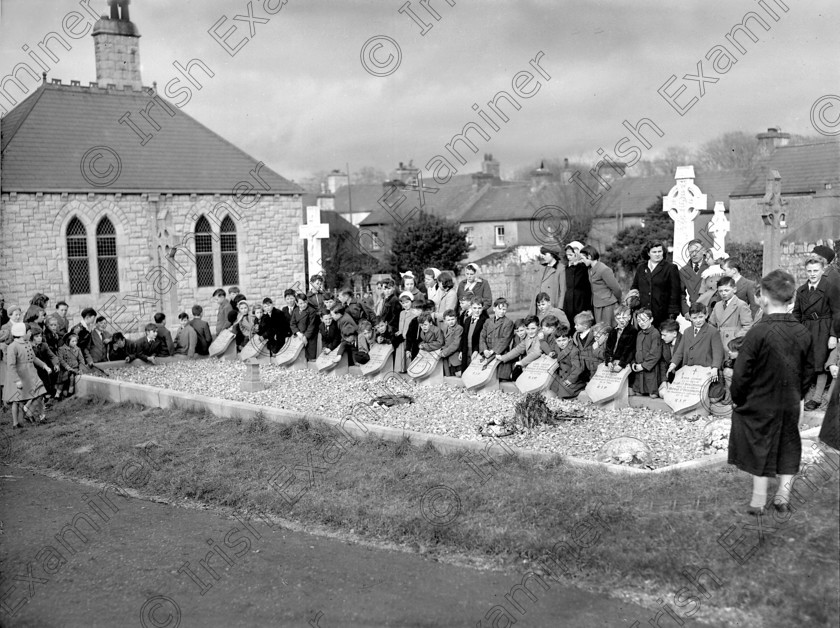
[316,348,343,372]
[208,329,235,357]
[407,350,442,380]
[461,355,500,390]
[240,336,269,362]
[515,355,559,394]
[664,365,716,414]
[596,436,652,465]
[360,343,394,376]
[585,364,630,404]
[273,336,305,366]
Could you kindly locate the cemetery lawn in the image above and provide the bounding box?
[6,397,839,628]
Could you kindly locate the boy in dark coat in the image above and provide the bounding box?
[658,319,682,384]
[478,298,515,361]
[604,305,637,372]
[793,257,840,410]
[631,308,662,397]
[189,305,213,356]
[440,310,463,376]
[290,293,320,361]
[728,270,814,514]
[550,331,584,398]
[459,299,488,371]
[666,303,724,378]
[261,298,291,355]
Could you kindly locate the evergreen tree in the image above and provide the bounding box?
[389,211,470,276]
[603,195,673,272]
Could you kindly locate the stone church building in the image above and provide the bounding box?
[0,2,304,334]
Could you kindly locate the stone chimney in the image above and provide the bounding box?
[756,127,790,157]
[326,169,349,194]
[481,153,500,178]
[92,0,142,90]
[393,161,420,186]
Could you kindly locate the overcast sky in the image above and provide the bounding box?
[2,0,838,183]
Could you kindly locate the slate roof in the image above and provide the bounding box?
[730,141,840,197]
[357,179,491,226]
[1,81,301,194]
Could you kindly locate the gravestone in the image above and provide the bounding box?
[585,364,631,409]
[461,356,500,391]
[241,362,263,393]
[298,206,330,280]
[663,365,716,414]
[360,343,395,379]
[209,329,236,361]
[273,336,307,369]
[407,349,443,386]
[596,436,652,466]
[240,336,270,364]
[663,165,707,268]
[515,355,559,394]
[316,348,349,377]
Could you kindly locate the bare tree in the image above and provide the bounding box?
[697,131,763,170]
[654,145,696,176]
[352,166,387,185]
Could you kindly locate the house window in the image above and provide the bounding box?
[96,217,120,293]
[195,216,214,287]
[67,217,91,294]
[371,230,382,251]
[494,225,505,247]
[220,215,239,285]
[462,226,475,249]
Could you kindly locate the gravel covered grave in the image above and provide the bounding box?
[108,360,724,469]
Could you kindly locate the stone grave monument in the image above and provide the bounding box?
[664,165,707,268]
[462,356,500,391]
[515,355,559,394]
[360,343,395,380]
[208,328,237,361]
[584,364,631,409]
[316,348,349,377]
[663,365,716,415]
[298,206,330,280]
[273,336,307,370]
[407,349,444,386]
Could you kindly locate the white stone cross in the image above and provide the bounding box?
[299,206,330,278]
[707,201,730,260]
[664,165,707,268]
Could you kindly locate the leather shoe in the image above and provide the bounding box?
[773,501,792,513]
[804,400,819,411]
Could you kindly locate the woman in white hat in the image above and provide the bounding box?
[400,271,422,301]
[456,263,493,312]
[4,322,51,426]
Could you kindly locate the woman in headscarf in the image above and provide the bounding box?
[456,263,493,312]
[563,241,593,325]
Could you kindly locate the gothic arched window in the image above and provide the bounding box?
[195,216,214,288]
[67,217,90,294]
[96,217,119,293]
[220,216,239,285]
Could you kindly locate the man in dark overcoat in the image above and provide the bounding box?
[679,239,709,315]
[793,257,840,410]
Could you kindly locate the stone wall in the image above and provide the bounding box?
[0,192,304,334]
[779,239,838,285]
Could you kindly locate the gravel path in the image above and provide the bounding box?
[109,361,724,469]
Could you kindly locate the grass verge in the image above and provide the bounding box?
[2,397,838,627]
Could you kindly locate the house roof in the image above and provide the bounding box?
[357,179,490,226]
[1,81,302,195]
[457,169,748,224]
[730,141,840,197]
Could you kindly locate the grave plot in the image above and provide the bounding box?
[91,359,754,470]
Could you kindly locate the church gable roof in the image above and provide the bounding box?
[1,82,301,195]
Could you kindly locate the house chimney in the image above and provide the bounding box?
[481,153,500,178]
[530,161,553,193]
[92,0,142,90]
[756,127,790,157]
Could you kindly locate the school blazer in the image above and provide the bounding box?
[499,335,542,367]
[460,312,488,357]
[709,296,753,347]
[588,261,622,307]
[479,316,514,355]
[671,323,724,369]
[440,324,463,365]
[679,262,709,314]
